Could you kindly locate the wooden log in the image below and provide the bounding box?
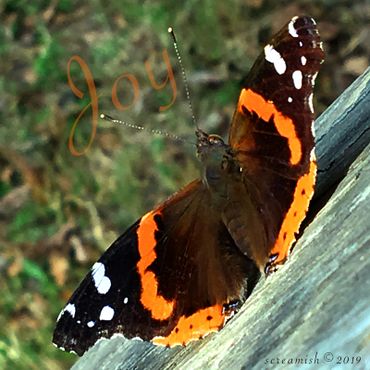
[72,68,370,369]
[315,67,370,197]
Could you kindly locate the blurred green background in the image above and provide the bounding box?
[0,1,368,369]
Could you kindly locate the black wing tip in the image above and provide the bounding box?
[291,15,317,24]
[290,15,319,33]
[52,329,86,356]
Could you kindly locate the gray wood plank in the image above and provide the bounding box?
[315,67,370,197]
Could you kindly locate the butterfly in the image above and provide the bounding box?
[53,16,324,356]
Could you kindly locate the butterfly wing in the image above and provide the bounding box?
[226,16,324,271]
[53,180,259,355]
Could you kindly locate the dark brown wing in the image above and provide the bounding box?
[149,179,259,346]
[53,180,259,355]
[226,16,324,271]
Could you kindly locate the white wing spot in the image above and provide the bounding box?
[288,97,293,103]
[292,70,303,89]
[124,297,129,304]
[310,149,316,161]
[65,303,76,318]
[100,305,115,321]
[264,44,286,75]
[57,303,76,322]
[288,16,299,38]
[308,93,314,113]
[87,321,95,328]
[311,72,318,87]
[98,276,111,294]
[301,56,307,65]
[91,262,111,294]
[299,41,303,47]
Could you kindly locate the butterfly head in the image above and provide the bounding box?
[195,128,237,190]
[196,129,229,163]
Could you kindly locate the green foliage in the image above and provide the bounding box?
[0,258,75,370]
[8,200,58,243]
[34,39,66,88]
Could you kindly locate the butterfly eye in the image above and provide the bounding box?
[208,135,224,145]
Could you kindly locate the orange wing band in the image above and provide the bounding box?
[271,158,317,264]
[152,304,225,346]
[238,88,302,165]
[137,211,175,321]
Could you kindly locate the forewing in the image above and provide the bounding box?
[227,16,324,270]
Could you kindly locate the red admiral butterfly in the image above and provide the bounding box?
[53,16,324,355]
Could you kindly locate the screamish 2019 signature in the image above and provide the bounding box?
[264,352,362,366]
[67,49,177,156]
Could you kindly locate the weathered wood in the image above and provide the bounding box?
[72,68,370,370]
[315,67,370,197]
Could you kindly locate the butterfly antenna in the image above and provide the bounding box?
[100,113,188,143]
[168,27,199,133]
